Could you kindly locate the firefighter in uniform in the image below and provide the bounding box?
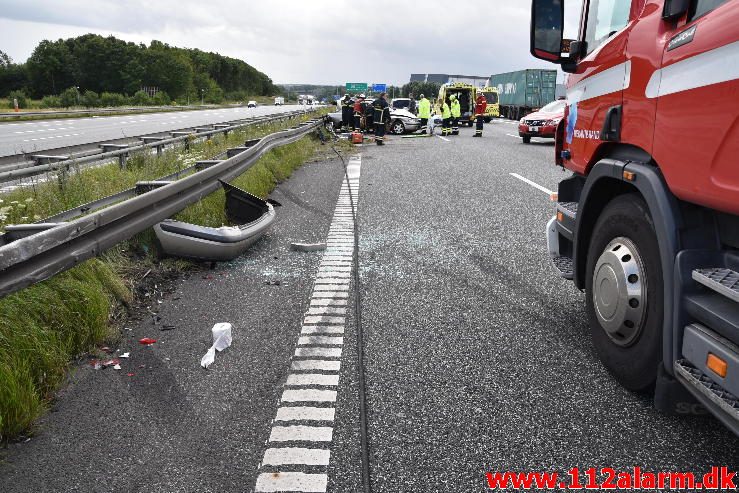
[450,94,461,135]
[340,94,353,132]
[473,93,487,137]
[417,94,431,134]
[441,98,451,137]
[353,94,365,132]
[373,93,390,145]
[363,98,374,133]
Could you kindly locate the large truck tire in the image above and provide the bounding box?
[585,194,663,392]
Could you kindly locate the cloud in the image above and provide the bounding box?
[0,0,583,85]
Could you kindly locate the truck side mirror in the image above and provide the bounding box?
[662,0,690,20]
[530,0,564,62]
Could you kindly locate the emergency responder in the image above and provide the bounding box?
[450,94,461,135]
[373,93,390,145]
[341,94,353,132]
[441,97,451,137]
[353,94,365,132]
[363,97,374,133]
[473,93,487,137]
[408,93,417,115]
[417,93,431,134]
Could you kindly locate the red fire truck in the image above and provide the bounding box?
[531,0,738,434]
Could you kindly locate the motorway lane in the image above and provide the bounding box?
[0,105,307,158]
[346,121,738,491]
[0,121,737,492]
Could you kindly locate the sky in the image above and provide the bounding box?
[0,0,582,86]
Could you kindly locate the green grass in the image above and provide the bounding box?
[0,259,130,441]
[0,108,333,441]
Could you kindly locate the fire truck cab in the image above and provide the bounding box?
[531,0,739,434]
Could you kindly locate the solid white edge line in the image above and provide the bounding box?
[437,135,450,142]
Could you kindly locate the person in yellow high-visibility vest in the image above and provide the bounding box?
[441,98,451,137]
[450,94,461,135]
[417,94,431,134]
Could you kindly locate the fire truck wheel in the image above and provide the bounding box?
[585,194,663,392]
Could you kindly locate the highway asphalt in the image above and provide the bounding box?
[0,105,307,158]
[0,121,736,492]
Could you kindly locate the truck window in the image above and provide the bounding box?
[484,92,499,104]
[584,0,630,54]
[689,0,727,20]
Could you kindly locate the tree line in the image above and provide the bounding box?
[0,34,279,107]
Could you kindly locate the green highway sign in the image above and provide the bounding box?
[346,82,368,92]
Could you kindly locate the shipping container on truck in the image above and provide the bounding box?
[488,69,557,121]
[531,0,739,435]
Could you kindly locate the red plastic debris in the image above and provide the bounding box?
[139,338,157,345]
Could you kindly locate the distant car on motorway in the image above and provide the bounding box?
[247,101,257,108]
[517,99,566,144]
[327,105,421,135]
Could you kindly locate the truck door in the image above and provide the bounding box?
[650,0,739,215]
[565,0,632,175]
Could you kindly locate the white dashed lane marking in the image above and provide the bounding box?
[262,448,331,466]
[286,373,340,386]
[269,426,333,442]
[255,472,328,492]
[291,360,342,371]
[255,154,361,492]
[301,326,345,334]
[275,407,336,422]
[509,172,555,196]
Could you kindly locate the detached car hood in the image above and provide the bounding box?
[390,108,417,119]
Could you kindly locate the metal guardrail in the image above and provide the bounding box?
[0,116,326,297]
[0,109,313,182]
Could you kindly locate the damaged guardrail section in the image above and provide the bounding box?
[0,117,325,298]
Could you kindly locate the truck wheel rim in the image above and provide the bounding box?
[592,237,647,347]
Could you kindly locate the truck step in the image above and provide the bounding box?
[686,293,739,344]
[693,268,739,303]
[552,255,574,280]
[556,202,578,240]
[675,359,739,430]
[557,201,578,218]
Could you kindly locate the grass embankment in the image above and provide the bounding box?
[0,108,334,441]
